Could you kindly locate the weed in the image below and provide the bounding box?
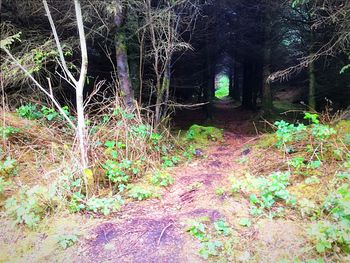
[150,171,174,187]
[186,218,231,260]
[249,171,295,217]
[128,185,153,201]
[56,234,78,249]
[86,196,124,215]
[0,126,21,139]
[239,218,252,227]
[214,220,231,236]
[308,184,350,253]
[187,220,208,241]
[0,176,11,194]
[5,186,58,228]
[199,241,223,259]
[0,157,18,177]
[215,187,226,196]
[16,103,42,120]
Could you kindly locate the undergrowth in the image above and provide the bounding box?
[0,98,205,229]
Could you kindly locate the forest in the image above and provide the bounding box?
[0,0,349,262]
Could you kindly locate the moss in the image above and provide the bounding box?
[256,133,277,149]
[185,125,223,146]
[335,120,350,145]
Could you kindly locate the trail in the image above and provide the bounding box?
[77,130,255,263]
[70,102,307,262]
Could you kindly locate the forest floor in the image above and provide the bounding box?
[1,99,349,262]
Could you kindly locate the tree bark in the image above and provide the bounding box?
[74,0,89,170]
[114,6,134,108]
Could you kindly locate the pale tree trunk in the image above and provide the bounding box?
[114,6,134,108]
[43,0,88,170]
[74,0,88,170]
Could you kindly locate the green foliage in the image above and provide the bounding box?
[31,49,59,73]
[0,32,21,49]
[215,187,226,196]
[308,184,350,253]
[288,156,305,170]
[128,185,153,200]
[5,186,58,228]
[0,126,21,139]
[249,171,295,217]
[239,218,252,227]
[161,156,180,168]
[199,240,223,259]
[150,171,174,187]
[0,157,18,177]
[0,176,11,194]
[56,234,78,249]
[86,196,124,215]
[187,220,208,241]
[16,103,42,120]
[214,220,231,236]
[68,192,86,213]
[186,218,231,260]
[41,106,59,121]
[16,103,71,122]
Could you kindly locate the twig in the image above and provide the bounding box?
[157,223,173,246]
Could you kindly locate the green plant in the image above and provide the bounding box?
[308,184,350,253]
[0,126,21,139]
[0,176,11,194]
[41,106,60,121]
[214,220,231,236]
[288,156,305,170]
[150,171,174,187]
[0,157,18,177]
[215,187,225,196]
[5,186,58,228]
[16,103,42,120]
[187,220,208,241]
[239,218,252,227]
[186,218,227,259]
[56,234,78,249]
[68,192,86,213]
[249,171,295,217]
[199,240,223,259]
[86,196,124,215]
[128,185,153,201]
[161,156,180,168]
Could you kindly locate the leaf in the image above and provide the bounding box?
[239,218,252,227]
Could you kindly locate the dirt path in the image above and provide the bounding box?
[74,132,258,262]
[72,105,309,263]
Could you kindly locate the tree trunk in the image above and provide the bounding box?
[154,62,171,126]
[114,7,134,108]
[308,54,316,110]
[74,0,89,170]
[242,59,253,109]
